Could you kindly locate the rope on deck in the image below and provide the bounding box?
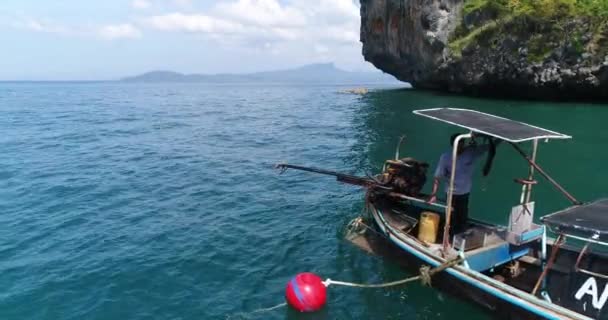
[345,215,385,240]
[342,216,462,288]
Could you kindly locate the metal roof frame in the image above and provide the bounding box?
[413,108,571,143]
[541,198,608,242]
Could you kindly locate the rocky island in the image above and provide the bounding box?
[360,0,608,99]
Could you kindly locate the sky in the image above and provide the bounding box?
[0,0,373,80]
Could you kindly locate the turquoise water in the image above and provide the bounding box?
[1,82,607,319]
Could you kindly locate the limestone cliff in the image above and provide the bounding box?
[360,0,608,100]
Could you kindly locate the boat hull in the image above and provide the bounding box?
[366,197,596,320]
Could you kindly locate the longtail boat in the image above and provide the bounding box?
[277,108,608,319]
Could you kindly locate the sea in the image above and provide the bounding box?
[1,82,607,320]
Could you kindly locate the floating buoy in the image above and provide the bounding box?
[278,258,461,315]
[285,272,327,312]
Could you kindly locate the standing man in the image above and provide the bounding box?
[428,133,498,236]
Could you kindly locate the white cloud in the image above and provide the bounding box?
[14,18,143,41]
[8,0,368,72]
[143,0,359,44]
[314,44,329,54]
[99,24,142,40]
[132,0,151,9]
[20,18,71,35]
[214,0,307,28]
[145,13,244,34]
[143,13,301,41]
[323,26,359,44]
[314,0,359,22]
[140,0,362,69]
[173,0,192,7]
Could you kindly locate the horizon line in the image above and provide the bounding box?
[0,62,388,82]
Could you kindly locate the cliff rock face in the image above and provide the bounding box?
[360,0,608,100]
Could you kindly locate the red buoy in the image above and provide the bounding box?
[285,272,327,312]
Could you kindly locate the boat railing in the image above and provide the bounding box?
[575,242,608,279]
[388,192,447,211]
[559,232,608,247]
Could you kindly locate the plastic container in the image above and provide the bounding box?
[418,211,440,244]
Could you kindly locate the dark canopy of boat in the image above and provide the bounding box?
[413,108,571,143]
[542,199,608,241]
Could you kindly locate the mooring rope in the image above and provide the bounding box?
[323,266,431,288]
[323,257,462,289]
[230,258,459,318]
[230,218,462,318]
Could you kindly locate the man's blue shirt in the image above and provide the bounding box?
[434,145,488,195]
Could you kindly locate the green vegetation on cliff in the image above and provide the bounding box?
[450,0,608,61]
[463,0,608,18]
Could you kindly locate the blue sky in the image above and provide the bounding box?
[0,0,370,80]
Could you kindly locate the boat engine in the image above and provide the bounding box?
[381,158,429,197]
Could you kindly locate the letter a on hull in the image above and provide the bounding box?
[575,277,608,310]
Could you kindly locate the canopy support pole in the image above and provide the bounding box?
[524,139,538,204]
[532,234,565,296]
[442,133,472,254]
[509,142,582,205]
[540,226,548,293]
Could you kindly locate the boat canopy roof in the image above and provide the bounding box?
[413,108,571,143]
[541,199,608,242]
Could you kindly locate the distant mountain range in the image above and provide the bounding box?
[122,63,403,84]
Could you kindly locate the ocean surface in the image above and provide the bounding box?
[1,82,607,320]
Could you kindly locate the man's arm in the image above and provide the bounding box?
[428,177,440,203]
[428,155,445,203]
